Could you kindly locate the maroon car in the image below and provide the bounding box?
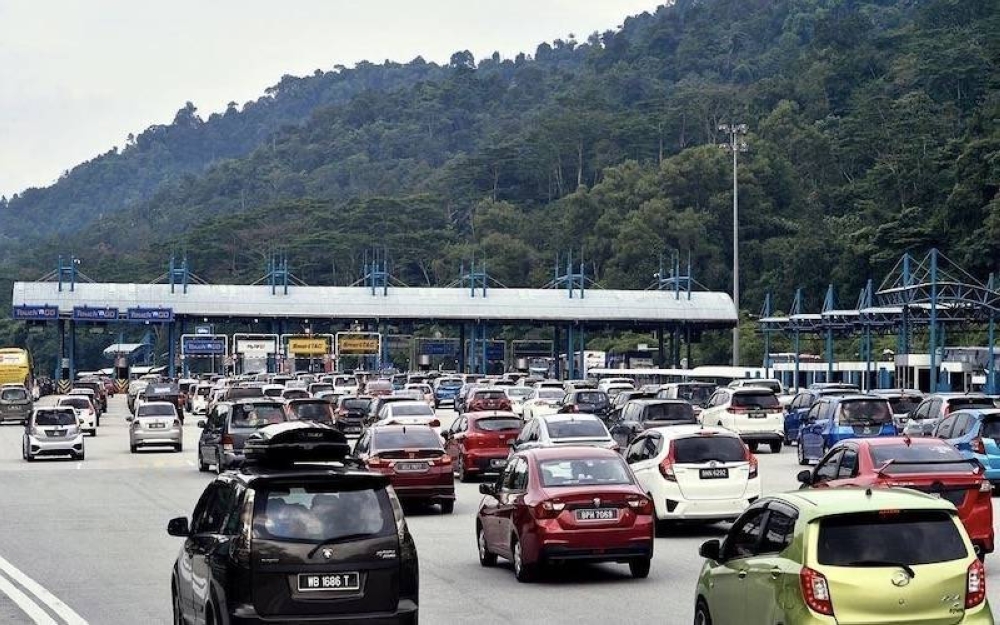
[443,411,522,482]
[476,447,654,582]
[354,425,456,513]
[466,388,512,413]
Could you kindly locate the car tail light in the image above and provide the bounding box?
[972,438,986,454]
[746,449,759,479]
[173,418,181,427]
[532,500,566,519]
[367,456,388,469]
[233,490,255,566]
[626,496,653,515]
[563,404,579,413]
[431,454,452,467]
[967,558,986,608]
[659,451,677,482]
[727,406,750,414]
[800,566,834,616]
[430,418,440,428]
[980,480,992,493]
[222,434,234,453]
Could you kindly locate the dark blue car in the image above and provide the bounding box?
[783,387,858,444]
[796,395,896,465]
[935,408,1000,488]
[433,377,464,407]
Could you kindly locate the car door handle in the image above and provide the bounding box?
[770,567,781,580]
[738,569,748,579]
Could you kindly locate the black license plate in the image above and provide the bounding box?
[297,572,360,592]
[700,468,730,479]
[575,508,618,521]
[395,462,428,472]
[749,411,766,419]
[345,426,361,433]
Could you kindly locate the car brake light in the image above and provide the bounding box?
[659,450,677,482]
[967,558,986,608]
[980,480,992,493]
[222,434,234,453]
[367,456,388,468]
[173,418,181,427]
[972,438,986,454]
[430,418,440,428]
[432,454,452,467]
[746,448,759,479]
[532,500,566,519]
[800,566,834,616]
[727,406,749,414]
[234,490,255,566]
[626,496,653,515]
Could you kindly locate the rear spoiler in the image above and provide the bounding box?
[243,422,355,467]
[876,458,984,477]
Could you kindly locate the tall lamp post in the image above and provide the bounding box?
[719,123,748,367]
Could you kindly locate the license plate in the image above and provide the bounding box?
[46,430,65,437]
[394,462,428,472]
[149,423,166,429]
[749,411,766,419]
[700,468,730,479]
[575,508,618,521]
[490,458,507,468]
[345,427,361,433]
[297,572,360,592]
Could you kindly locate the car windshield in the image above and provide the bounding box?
[342,399,371,411]
[506,388,533,399]
[981,418,1000,440]
[870,443,974,474]
[731,392,780,409]
[390,404,434,416]
[1,388,28,401]
[887,396,921,414]
[575,392,608,405]
[255,485,393,542]
[818,510,967,565]
[676,385,714,404]
[643,403,695,422]
[35,410,77,426]
[60,397,91,410]
[292,403,334,422]
[538,389,565,400]
[948,397,994,411]
[673,436,746,463]
[538,457,633,487]
[474,417,522,432]
[373,428,442,450]
[138,404,176,416]
[232,404,286,428]
[838,399,892,425]
[547,419,608,439]
[741,381,781,394]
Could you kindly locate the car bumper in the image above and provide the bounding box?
[230,599,418,624]
[27,434,84,455]
[131,428,182,446]
[463,450,509,474]
[738,432,784,443]
[531,524,654,564]
[391,484,455,502]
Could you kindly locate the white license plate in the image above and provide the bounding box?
[700,468,730,479]
[749,411,766,419]
[149,423,166,429]
[297,572,360,592]
[575,508,618,521]
[395,462,428,473]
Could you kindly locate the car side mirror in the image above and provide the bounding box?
[196,420,206,429]
[479,483,497,497]
[797,470,813,486]
[699,539,721,562]
[167,516,190,537]
[441,430,452,441]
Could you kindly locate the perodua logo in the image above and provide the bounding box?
[890,571,911,587]
[321,548,334,560]
[592,498,601,507]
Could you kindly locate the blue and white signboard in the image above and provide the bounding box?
[127,307,174,322]
[12,305,59,321]
[182,337,226,355]
[72,306,119,322]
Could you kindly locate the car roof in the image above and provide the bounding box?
[538,413,602,423]
[820,394,887,403]
[627,398,691,405]
[644,425,735,439]
[730,386,777,394]
[138,401,176,409]
[517,446,622,461]
[228,465,389,487]
[386,400,430,408]
[463,410,520,419]
[845,436,951,448]
[773,487,956,521]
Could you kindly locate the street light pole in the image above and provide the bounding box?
[719,123,748,367]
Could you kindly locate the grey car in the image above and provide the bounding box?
[902,393,995,437]
[196,399,288,473]
[23,406,84,461]
[0,384,32,425]
[510,413,618,454]
[130,401,183,452]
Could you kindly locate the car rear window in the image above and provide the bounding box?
[673,436,746,463]
[887,396,921,414]
[283,390,309,400]
[547,419,609,439]
[227,388,264,400]
[838,399,892,425]
[981,418,1000,440]
[232,404,286,428]
[538,457,633,487]
[342,398,371,411]
[538,389,565,400]
[575,392,608,404]
[474,390,507,400]
[60,397,91,410]
[644,403,695,422]
[196,386,211,396]
[138,404,176,416]
[255,484,393,542]
[948,398,994,411]
[373,428,442,450]
[870,443,974,474]
[310,384,333,393]
[390,404,433,416]
[292,403,334,422]
[35,410,77,426]
[474,417,522,432]
[677,385,715,404]
[732,392,780,409]
[1,388,28,401]
[817,510,967,565]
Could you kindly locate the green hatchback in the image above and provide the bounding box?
[694,488,993,625]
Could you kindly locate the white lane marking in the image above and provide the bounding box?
[0,554,88,624]
[0,569,58,625]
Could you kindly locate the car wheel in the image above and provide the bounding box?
[198,451,210,472]
[797,438,808,465]
[75,449,85,461]
[629,557,651,579]
[175,443,183,453]
[694,600,713,625]
[477,525,497,567]
[747,442,759,453]
[172,587,184,625]
[216,452,226,474]
[456,456,470,483]
[769,441,782,454]
[130,443,138,453]
[440,500,455,514]
[512,537,534,583]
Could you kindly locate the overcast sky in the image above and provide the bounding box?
[0,0,657,199]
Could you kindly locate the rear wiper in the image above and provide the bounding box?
[846,560,916,578]
[307,533,377,558]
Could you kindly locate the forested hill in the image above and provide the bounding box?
[4,0,1000,317]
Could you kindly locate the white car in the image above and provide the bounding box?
[521,388,566,421]
[191,384,213,414]
[597,377,635,392]
[510,413,617,453]
[130,401,183,453]
[532,379,565,390]
[377,401,440,427]
[699,387,785,453]
[404,383,435,406]
[603,382,636,401]
[504,386,534,417]
[57,395,98,436]
[261,384,284,400]
[625,425,760,523]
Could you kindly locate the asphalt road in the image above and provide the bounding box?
[1,397,998,624]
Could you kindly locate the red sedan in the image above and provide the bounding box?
[466,388,512,413]
[476,447,654,582]
[798,436,994,558]
[353,424,456,513]
[443,411,522,482]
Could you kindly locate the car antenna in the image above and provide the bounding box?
[903,433,912,447]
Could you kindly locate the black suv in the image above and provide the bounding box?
[558,390,612,421]
[169,422,419,624]
[609,399,698,447]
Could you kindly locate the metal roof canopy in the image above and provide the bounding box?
[11,282,737,328]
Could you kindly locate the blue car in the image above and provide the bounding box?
[433,378,464,407]
[935,408,1000,487]
[796,395,896,465]
[783,387,858,444]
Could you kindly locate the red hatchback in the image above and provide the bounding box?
[467,389,512,413]
[476,447,654,582]
[443,411,522,482]
[354,424,456,513]
[798,436,994,558]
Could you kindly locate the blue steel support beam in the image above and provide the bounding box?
[167,322,177,379]
[929,249,938,393]
[69,320,76,383]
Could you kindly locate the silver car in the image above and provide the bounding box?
[130,401,183,453]
[23,407,85,461]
